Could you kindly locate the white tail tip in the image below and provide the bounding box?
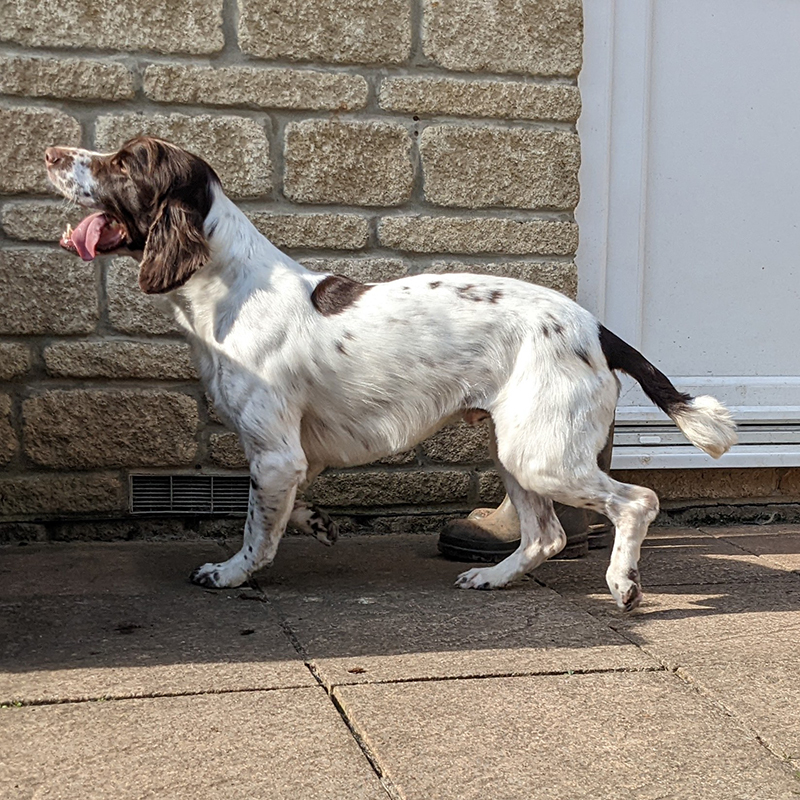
[671,396,737,458]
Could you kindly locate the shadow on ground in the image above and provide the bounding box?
[1,526,799,699]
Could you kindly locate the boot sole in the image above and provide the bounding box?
[437,535,588,563]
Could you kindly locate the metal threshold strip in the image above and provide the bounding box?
[612,418,800,469]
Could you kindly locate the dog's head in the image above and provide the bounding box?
[45,137,219,294]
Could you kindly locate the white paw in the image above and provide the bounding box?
[455,566,507,590]
[190,561,248,589]
[606,567,643,612]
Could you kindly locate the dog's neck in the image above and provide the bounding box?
[203,184,304,279]
[165,184,315,345]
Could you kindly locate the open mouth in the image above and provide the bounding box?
[60,213,128,261]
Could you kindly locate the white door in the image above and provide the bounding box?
[578,0,800,469]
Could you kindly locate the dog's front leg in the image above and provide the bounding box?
[190,448,307,589]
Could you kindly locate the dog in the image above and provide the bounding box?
[44,137,737,610]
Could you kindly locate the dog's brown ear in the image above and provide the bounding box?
[138,199,209,294]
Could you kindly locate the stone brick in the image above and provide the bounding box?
[420,125,580,210]
[238,0,411,65]
[0,473,125,517]
[300,258,408,283]
[423,0,583,77]
[206,396,228,426]
[247,213,369,250]
[209,432,248,469]
[380,77,580,122]
[0,344,31,380]
[284,121,413,206]
[50,518,206,542]
[612,469,780,502]
[0,250,98,335]
[423,421,491,464]
[334,512,455,536]
[371,450,417,467]
[0,522,47,543]
[477,469,505,505]
[23,390,199,469]
[1,201,86,242]
[430,260,577,298]
[0,57,135,101]
[778,469,800,497]
[144,64,367,111]
[44,342,197,381]
[310,469,471,507]
[378,216,578,255]
[106,257,182,335]
[0,106,81,194]
[96,114,270,199]
[0,394,17,466]
[1,0,223,54]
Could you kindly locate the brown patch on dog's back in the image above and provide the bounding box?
[311,275,372,315]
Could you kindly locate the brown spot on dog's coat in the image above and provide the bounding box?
[429,281,441,289]
[311,274,372,315]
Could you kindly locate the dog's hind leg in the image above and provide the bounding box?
[532,470,659,612]
[191,446,307,589]
[456,467,566,590]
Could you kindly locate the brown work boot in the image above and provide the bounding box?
[438,495,588,562]
[438,423,614,563]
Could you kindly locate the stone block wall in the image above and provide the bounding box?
[0,0,583,535]
[3,1,785,537]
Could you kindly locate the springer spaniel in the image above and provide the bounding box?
[44,137,737,611]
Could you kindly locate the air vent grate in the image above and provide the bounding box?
[130,475,250,515]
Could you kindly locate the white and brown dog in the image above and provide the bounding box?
[45,137,737,610]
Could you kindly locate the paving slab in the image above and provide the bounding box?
[0,687,386,800]
[592,584,800,766]
[703,524,800,572]
[0,542,313,703]
[260,534,655,685]
[536,528,775,594]
[335,671,800,800]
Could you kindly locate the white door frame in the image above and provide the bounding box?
[577,0,800,469]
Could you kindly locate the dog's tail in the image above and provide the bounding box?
[598,324,737,458]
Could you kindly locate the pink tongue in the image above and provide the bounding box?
[71,213,109,261]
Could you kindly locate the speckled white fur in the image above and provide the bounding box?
[169,186,722,608]
[50,153,736,610]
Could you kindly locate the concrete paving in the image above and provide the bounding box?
[2,526,800,798]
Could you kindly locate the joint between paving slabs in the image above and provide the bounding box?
[258,583,402,800]
[534,577,800,777]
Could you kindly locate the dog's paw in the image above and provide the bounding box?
[290,503,339,546]
[190,563,224,588]
[311,512,339,546]
[455,566,505,590]
[607,568,643,612]
[190,562,247,589]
